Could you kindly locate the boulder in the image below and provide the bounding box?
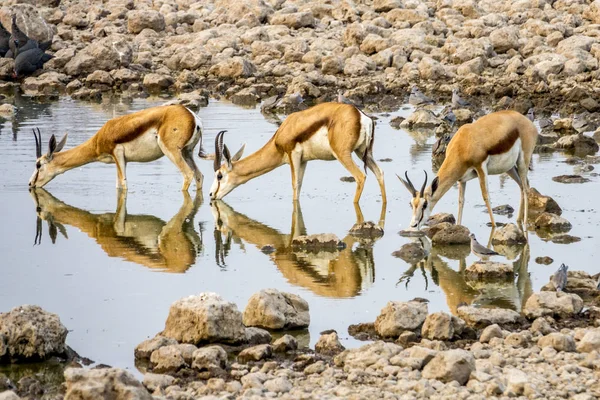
[142,73,174,93]
[0,305,67,362]
[243,289,310,330]
[142,373,175,392]
[210,57,256,79]
[422,349,475,385]
[491,223,526,245]
[127,10,165,33]
[238,344,273,363]
[245,327,272,345]
[334,341,403,370]
[191,345,227,371]
[273,334,298,353]
[0,391,20,400]
[421,312,465,341]
[135,336,178,360]
[538,333,576,352]
[315,331,345,355]
[524,291,583,319]
[418,57,446,80]
[530,317,556,335]
[21,73,68,96]
[344,54,376,76]
[430,224,470,245]
[427,213,456,226]
[150,344,189,373]
[0,5,53,43]
[584,0,600,24]
[264,377,292,394]
[505,331,532,348]
[552,175,590,184]
[374,0,402,12]
[534,213,572,232]
[400,109,442,129]
[270,12,315,29]
[375,301,428,337]
[209,0,273,25]
[554,134,599,156]
[64,368,152,400]
[291,234,345,251]
[479,324,503,343]
[457,306,520,328]
[490,26,520,53]
[162,293,246,345]
[465,261,514,281]
[528,188,562,215]
[64,35,132,76]
[577,331,600,353]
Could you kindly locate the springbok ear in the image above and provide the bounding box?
[54,134,68,153]
[232,143,245,162]
[223,144,232,170]
[47,135,57,157]
[431,176,439,195]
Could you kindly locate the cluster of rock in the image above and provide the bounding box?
[3,0,600,114]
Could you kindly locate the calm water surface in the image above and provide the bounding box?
[0,95,598,375]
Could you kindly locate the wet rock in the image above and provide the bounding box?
[491,223,526,245]
[334,341,403,370]
[348,322,378,341]
[389,116,405,129]
[315,331,345,355]
[457,306,520,328]
[64,367,152,400]
[272,335,297,353]
[524,291,584,319]
[479,324,503,343]
[550,234,581,244]
[430,224,470,245]
[245,327,272,345]
[340,176,355,182]
[243,289,309,330]
[162,293,246,345]
[0,305,67,363]
[191,346,227,372]
[577,331,600,353]
[22,73,68,96]
[64,36,132,76]
[427,213,456,226]
[135,336,178,360]
[142,73,173,94]
[238,344,272,363]
[0,104,16,119]
[552,174,590,184]
[465,261,514,281]
[392,242,426,263]
[291,234,345,251]
[210,57,257,79]
[492,204,514,215]
[535,256,554,265]
[422,349,475,385]
[554,134,599,155]
[150,345,187,373]
[534,212,572,232]
[374,300,428,337]
[538,333,576,352]
[528,188,562,215]
[349,221,384,239]
[142,373,175,392]
[400,109,442,129]
[421,312,465,341]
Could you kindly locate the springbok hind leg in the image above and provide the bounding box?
[475,165,496,228]
[182,148,204,192]
[159,142,195,191]
[337,152,366,203]
[506,166,525,226]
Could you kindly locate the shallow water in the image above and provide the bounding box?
[0,95,598,375]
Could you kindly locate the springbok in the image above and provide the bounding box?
[28,105,204,191]
[206,103,387,204]
[398,110,538,230]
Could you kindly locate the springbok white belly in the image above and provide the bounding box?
[298,126,336,161]
[121,129,164,162]
[486,138,521,175]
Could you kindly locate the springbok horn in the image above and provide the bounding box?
[405,171,418,194]
[33,128,41,158]
[213,130,227,171]
[420,170,428,197]
[397,172,416,197]
[36,128,42,157]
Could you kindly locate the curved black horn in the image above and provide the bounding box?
[397,172,416,197]
[420,170,428,197]
[405,171,417,193]
[213,130,226,171]
[33,128,41,158]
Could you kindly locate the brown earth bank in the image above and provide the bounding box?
[1,0,600,116]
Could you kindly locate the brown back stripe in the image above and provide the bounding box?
[489,128,519,155]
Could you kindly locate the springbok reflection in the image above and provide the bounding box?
[211,200,384,298]
[398,243,532,314]
[30,189,203,273]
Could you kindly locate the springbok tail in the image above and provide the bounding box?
[362,116,375,174]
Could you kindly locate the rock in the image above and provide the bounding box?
[245,327,272,345]
[162,293,246,345]
[150,345,186,373]
[21,73,68,96]
[465,261,514,281]
[504,368,529,396]
[344,54,376,76]
[524,291,584,319]
[272,335,298,353]
[291,234,345,251]
[375,301,428,337]
[554,134,599,155]
[238,344,273,363]
[0,391,19,400]
[0,305,67,362]
[210,57,256,79]
[334,341,403,369]
[304,360,326,374]
[528,188,562,215]
[531,317,556,335]
[64,35,132,76]
[135,336,177,360]
[421,312,465,341]
[430,224,470,245]
[577,331,600,353]
[315,331,345,355]
[321,55,344,75]
[535,256,554,265]
[534,213,572,232]
[400,109,442,129]
[264,376,292,393]
[392,242,426,263]
[1,5,53,43]
[538,333,576,352]
[0,104,16,119]
[505,331,531,348]
[418,57,446,80]
[490,26,520,53]
[584,0,600,24]
[550,234,581,244]
[492,204,514,215]
[243,289,310,330]
[127,10,165,33]
[142,373,175,392]
[191,346,227,371]
[491,223,526,245]
[270,12,314,29]
[427,213,456,226]
[581,98,600,112]
[422,349,475,385]
[64,368,152,400]
[480,324,503,343]
[457,306,520,328]
[143,74,174,93]
[374,0,402,12]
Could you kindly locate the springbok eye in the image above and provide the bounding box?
[217,172,223,180]
[422,200,428,209]
[36,161,41,169]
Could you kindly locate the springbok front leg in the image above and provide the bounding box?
[457,181,466,225]
[113,146,127,190]
[475,165,496,228]
[517,156,531,231]
[289,150,307,201]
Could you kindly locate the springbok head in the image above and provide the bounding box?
[30,188,68,245]
[28,128,68,188]
[398,170,439,230]
[208,131,246,200]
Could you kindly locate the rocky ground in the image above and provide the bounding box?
[1,0,600,116]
